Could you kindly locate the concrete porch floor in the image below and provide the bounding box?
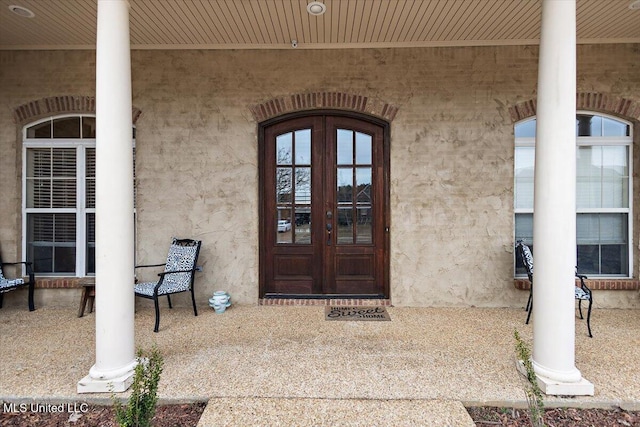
[1,304,639,426]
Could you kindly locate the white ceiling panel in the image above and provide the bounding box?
[0,0,639,50]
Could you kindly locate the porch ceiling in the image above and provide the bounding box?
[1,0,639,50]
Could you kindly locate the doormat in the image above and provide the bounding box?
[324,306,391,321]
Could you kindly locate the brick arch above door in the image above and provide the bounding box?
[250,92,399,123]
[509,92,640,123]
[12,95,142,126]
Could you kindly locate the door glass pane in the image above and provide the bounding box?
[337,129,353,165]
[295,168,311,204]
[295,208,311,244]
[356,168,371,203]
[337,208,353,244]
[355,132,372,164]
[337,168,353,203]
[295,130,311,164]
[356,207,372,243]
[276,133,292,165]
[276,168,292,203]
[277,208,293,244]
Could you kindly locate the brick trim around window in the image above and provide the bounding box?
[13,95,142,125]
[35,278,94,289]
[514,278,640,291]
[250,91,399,123]
[509,92,640,123]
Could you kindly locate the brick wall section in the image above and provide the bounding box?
[250,91,398,123]
[35,277,94,289]
[514,278,640,291]
[509,92,640,122]
[12,95,142,125]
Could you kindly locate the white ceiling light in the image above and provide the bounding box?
[8,5,35,17]
[630,0,640,9]
[307,1,326,16]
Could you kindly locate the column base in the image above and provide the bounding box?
[77,370,134,394]
[517,360,594,396]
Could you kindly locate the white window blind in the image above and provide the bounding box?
[26,148,77,209]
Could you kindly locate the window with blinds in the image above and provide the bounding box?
[514,113,632,276]
[22,116,134,276]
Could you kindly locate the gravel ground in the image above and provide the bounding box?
[1,304,639,426]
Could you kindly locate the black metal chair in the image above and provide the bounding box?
[134,238,201,332]
[0,252,35,311]
[516,240,593,337]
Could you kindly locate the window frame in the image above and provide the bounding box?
[514,111,633,278]
[21,114,135,277]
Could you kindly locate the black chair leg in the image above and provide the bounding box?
[153,296,161,333]
[525,288,533,324]
[586,299,593,338]
[577,299,584,319]
[28,282,35,312]
[190,289,198,317]
[0,293,4,309]
[167,294,172,309]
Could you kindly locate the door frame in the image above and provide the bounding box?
[258,110,391,299]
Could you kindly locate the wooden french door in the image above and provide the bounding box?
[260,113,389,298]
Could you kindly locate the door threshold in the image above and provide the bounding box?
[259,296,392,306]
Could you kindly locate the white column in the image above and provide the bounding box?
[78,0,136,393]
[531,0,592,395]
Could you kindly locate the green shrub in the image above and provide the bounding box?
[514,329,545,427]
[113,346,164,427]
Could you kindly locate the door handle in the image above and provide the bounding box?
[326,223,332,245]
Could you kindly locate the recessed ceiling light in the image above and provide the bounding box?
[307,1,326,16]
[630,0,640,10]
[8,5,35,18]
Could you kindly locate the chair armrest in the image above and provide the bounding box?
[2,261,32,267]
[157,268,197,277]
[135,263,166,269]
[574,270,591,293]
[2,261,34,278]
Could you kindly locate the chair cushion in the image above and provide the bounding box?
[134,281,158,297]
[162,244,197,292]
[134,279,190,296]
[575,286,590,300]
[520,244,534,274]
[0,278,24,290]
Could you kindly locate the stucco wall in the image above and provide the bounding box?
[1,45,639,309]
